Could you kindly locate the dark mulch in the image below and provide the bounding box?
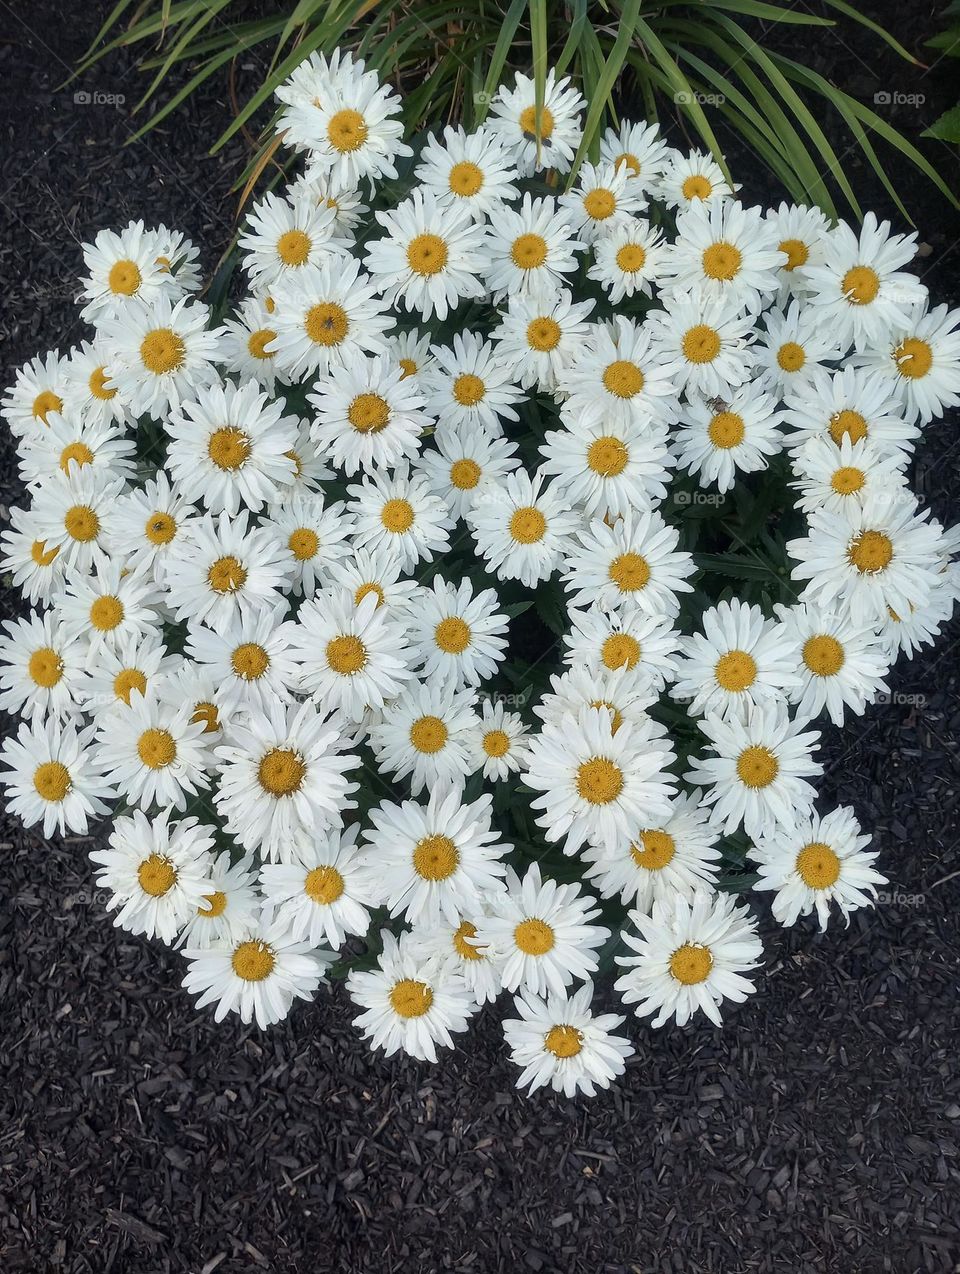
[1,3,959,1272]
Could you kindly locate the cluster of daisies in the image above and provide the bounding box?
[2,52,959,1099]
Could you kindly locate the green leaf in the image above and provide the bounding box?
[923,103,960,143]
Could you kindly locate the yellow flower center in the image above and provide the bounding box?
[894,336,933,379]
[453,920,485,961]
[305,302,349,346]
[276,228,311,266]
[796,841,841,889]
[609,552,650,593]
[64,504,100,543]
[380,498,414,533]
[197,890,227,917]
[413,834,459,881]
[326,634,367,675]
[508,506,546,544]
[327,108,368,153]
[736,744,778,788]
[108,258,142,296]
[514,918,555,955]
[32,390,63,423]
[435,616,471,654]
[682,324,721,364]
[715,648,757,692]
[398,358,417,379]
[90,595,124,631]
[450,457,481,490]
[192,701,220,734]
[482,729,510,758]
[614,151,640,174]
[304,865,345,904]
[601,632,640,670]
[829,409,868,444]
[544,1025,583,1058]
[247,328,276,360]
[231,642,270,680]
[583,188,616,220]
[449,160,485,197]
[702,241,742,281]
[526,317,562,352]
[355,582,385,608]
[145,512,177,545]
[682,174,713,200]
[31,539,60,566]
[347,393,390,433]
[576,756,624,805]
[409,715,448,754]
[830,466,865,495]
[34,760,71,802]
[137,728,177,769]
[778,238,809,271]
[390,979,433,1017]
[511,233,549,270]
[114,668,147,704]
[802,634,845,677]
[140,328,185,375]
[708,411,745,449]
[519,104,554,140]
[407,233,448,276]
[288,527,319,560]
[453,373,486,406]
[777,341,806,372]
[587,436,629,477]
[602,360,644,400]
[257,747,306,796]
[630,829,676,870]
[842,265,880,305]
[847,529,893,574]
[29,646,63,688]
[207,556,247,594]
[669,943,713,984]
[58,442,94,472]
[208,427,251,471]
[88,366,117,400]
[615,243,647,273]
[231,940,276,981]
[137,853,177,897]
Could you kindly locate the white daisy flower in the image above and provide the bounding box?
[62,340,130,427]
[556,316,683,429]
[53,562,162,655]
[799,212,926,351]
[581,790,721,912]
[0,716,114,837]
[78,220,170,321]
[286,170,369,236]
[587,216,670,302]
[854,301,960,425]
[753,298,842,398]
[79,632,177,717]
[166,378,297,516]
[782,365,918,464]
[237,190,350,288]
[422,331,523,438]
[562,508,696,619]
[280,416,335,494]
[486,68,584,175]
[184,603,299,715]
[31,467,127,575]
[153,661,232,745]
[660,200,784,313]
[415,124,520,219]
[182,918,332,1029]
[562,605,681,693]
[491,286,595,392]
[524,705,676,856]
[2,349,71,438]
[533,665,660,737]
[475,863,609,998]
[615,890,762,1027]
[346,929,474,1063]
[219,295,284,390]
[90,808,215,944]
[259,823,374,949]
[0,610,88,725]
[214,699,359,862]
[409,911,502,1006]
[289,586,412,722]
[367,682,479,797]
[484,193,584,298]
[877,582,957,662]
[658,149,735,210]
[646,294,755,399]
[163,510,295,629]
[787,491,946,626]
[763,201,832,297]
[685,701,822,840]
[775,601,891,726]
[790,433,908,517]
[17,408,136,491]
[670,598,800,720]
[175,851,260,950]
[414,421,520,521]
[503,982,633,1098]
[467,469,580,589]
[258,492,355,598]
[407,575,508,690]
[308,349,430,475]
[152,223,202,293]
[361,787,509,927]
[559,159,647,243]
[466,697,531,782]
[273,45,340,117]
[540,409,673,518]
[672,383,784,493]
[99,294,225,418]
[365,189,489,321]
[94,691,213,812]
[387,327,435,385]
[327,545,421,619]
[269,256,393,382]
[600,120,672,191]
[106,472,200,584]
[347,463,453,572]
[750,805,886,930]
[0,506,68,605]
